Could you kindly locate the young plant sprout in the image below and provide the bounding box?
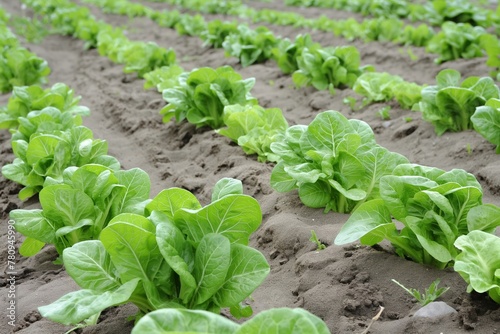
[392,278,449,306]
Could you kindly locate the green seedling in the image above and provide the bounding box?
[404,117,413,122]
[343,96,358,111]
[310,230,326,251]
[378,106,391,120]
[391,278,449,306]
[466,143,472,155]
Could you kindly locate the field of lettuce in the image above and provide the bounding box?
[1,0,500,333]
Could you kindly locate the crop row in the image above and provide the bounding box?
[283,0,498,28]
[140,0,500,72]
[2,0,500,331]
[0,8,50,93]
[78,0,500,148]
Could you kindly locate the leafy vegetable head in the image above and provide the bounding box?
[2,126,119,200]
[454,230,500,304]
[0,83,89,130]
[10,164,148,258]
[216,104,288,162]
[270,110,408,213]
[335,163,500,268]
[38,178,269,327]
[161,66,258,129]
[223,25,278,67]
[471,98,500,153]
[131,307,330,334]
[418,69,500,135]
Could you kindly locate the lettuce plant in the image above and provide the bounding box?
[292,46,373,92]
[223,25,278,67]
[174,14,207,37]
[131,308,330,334]
[0,46,51,93]
[455,230,500,304]
[161,66,257,129]
[353,72,423,109]
[271,34,320,74]
[471,98,500,153]
[426,22,485,64]
[216,104,288,162]
[10,164,150,259]
[201,20,239,48]
[418,69,500,135]
[270,111,408,213]
[38,178,269,328]
[0,83,89,130]
[335,164,500,269]
[143,64,185,92]
[2,126,119,200]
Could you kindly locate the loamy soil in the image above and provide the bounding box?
[1,0,499,333]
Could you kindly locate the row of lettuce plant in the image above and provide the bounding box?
[1,4,332,332]
[284,0,499,29]
[22,0,500,310]
[141,0,500,74]
[0,7,50,93]
[80,0,500,151]
[22,0,176,78]
[79,0,427,108]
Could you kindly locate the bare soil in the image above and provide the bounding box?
[1,0,499,333]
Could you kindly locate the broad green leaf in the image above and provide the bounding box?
[467,204,500,232]
[236,308,330,334]
[156,222,197,304]
[455,231,500,303]
[39,278,140,326]
[113,168,151,214]
[335,199,392,245]
[19,237,45,257]
[472,103,500,152]
[175,194,261,246]
[100,214,162,282]
[63,240,120,292]
[10,209,55,244]
[146,188,201,218]
[271,162,297,192]
[298,181,332,209]
[191,234,230,307]
[212,178,243,202]
[131,309,239,334]
[213,243,269,307]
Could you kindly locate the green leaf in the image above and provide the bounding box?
[454,231,500,303]
[146,188,201,218]
[212,178,243,202]
[39,278,140,326]
[131,309,239,334]
[100,214,162,282]
[156,222,197,304]
[175,194,261,246]
[236,308,330,334]
[63,240,120,292]
[298,182,332,208]
[213,243,270,307]
[191,234,230,307]
[19,237,45,257]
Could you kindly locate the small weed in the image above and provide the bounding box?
[343,96,358,111]
[310,230,326,251]
[404,117,413,122]
[377,106,391,120]
[268,79,275,87]
[392,278,449,306]
[466,143,472,155]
